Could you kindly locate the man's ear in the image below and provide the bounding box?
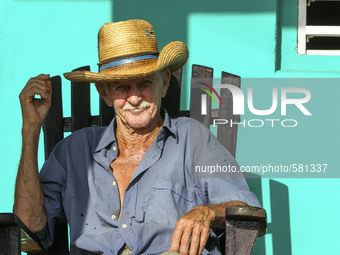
[95,83,113,107]
[161,69,171,98]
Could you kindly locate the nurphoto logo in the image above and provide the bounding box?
[196,81,312,128]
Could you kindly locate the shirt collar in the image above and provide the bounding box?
[93,109,178,153]
[157,109,178,142]
[93,118,116,153]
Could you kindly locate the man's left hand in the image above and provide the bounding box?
[169,205,214,255]
[169,201,246,255]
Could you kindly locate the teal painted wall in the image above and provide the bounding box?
[0,0,112,207]
[1,0,339,254]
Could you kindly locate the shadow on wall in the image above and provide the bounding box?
[113,0,276,49]
[246,174,292,255]
[269,179,292,255]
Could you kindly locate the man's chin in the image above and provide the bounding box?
[126,118,152,130]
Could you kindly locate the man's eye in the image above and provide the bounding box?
[116,85,130,91]
[139,80,152,87]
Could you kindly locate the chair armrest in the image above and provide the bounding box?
[0,213,46,254]
[225,205,267,255]
[225,205,267,236]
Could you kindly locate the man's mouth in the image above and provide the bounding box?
[128,107,148,115]
[123,101,151,113]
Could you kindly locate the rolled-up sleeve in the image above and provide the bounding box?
[39,152,67,248]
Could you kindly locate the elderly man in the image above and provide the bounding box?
[14,19,260,255]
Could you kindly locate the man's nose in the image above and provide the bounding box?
[127,86,143,106]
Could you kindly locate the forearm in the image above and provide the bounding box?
[206,201,246,229]
[14,124,47,233]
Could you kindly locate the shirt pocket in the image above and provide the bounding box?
[145,179,196,226]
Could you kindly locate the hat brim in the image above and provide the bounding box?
[63,41,188,83]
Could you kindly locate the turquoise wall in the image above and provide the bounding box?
[1,0,339,254]
[0,0,112,203]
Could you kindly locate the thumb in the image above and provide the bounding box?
[36,74,50,80]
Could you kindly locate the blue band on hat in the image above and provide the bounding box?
[100,55,158,72]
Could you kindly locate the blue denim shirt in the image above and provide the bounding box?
[40,113,260,255]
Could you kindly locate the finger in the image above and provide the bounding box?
[198,227,210,255]
[26,87,49,101]
[46,80,52,92]
[45,80,52,101]
[30,83,50,98]
[22,80,50,97]
[179,228,191,255]
[189,225,201,255]
[170,224,183,253]
[26,78,51,94]
[25,76,50,90]
[35,74,50,80]
[28,78,50,88]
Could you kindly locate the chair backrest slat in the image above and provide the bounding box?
[190,65,213,128]
[217,71,241,157]
[43,76,63,160]
[162,68,182,117]
[71,66,91,132]
[42,75,69,254]
[172,68,182,88]
[99,98,115,127]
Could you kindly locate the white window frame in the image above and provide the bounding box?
[298,0,340,55]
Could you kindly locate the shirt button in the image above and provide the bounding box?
[112,181,116,186]
[122,224,127,229]
[113,146,117,151]
[111,214,116,220]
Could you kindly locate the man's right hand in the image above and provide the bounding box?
[19,74,52,129]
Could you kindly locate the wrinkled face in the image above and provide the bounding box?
[97,70,170,130]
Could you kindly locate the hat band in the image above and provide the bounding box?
[99,55,158,72]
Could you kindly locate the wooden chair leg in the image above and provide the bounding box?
[225,220,260,255]
[0,224,21,255]
[225,205,267,255]
[0,213,48,255]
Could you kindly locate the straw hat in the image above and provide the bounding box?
[64,19,189,82]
